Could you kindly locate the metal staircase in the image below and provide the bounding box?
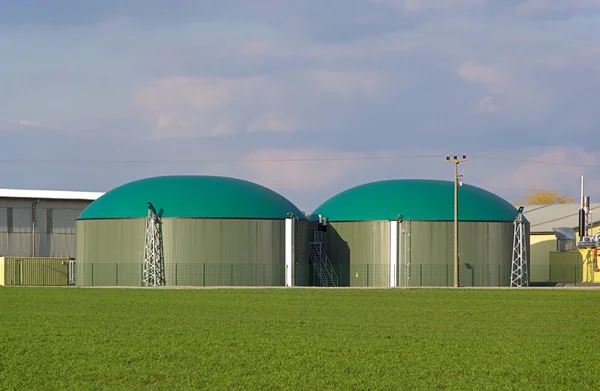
[143,202,166,287]
[309,230,339,287]
[510,207,528,287]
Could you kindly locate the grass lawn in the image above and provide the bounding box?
[1,287,599,390]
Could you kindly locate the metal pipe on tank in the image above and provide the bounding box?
[31,199,40,257]
[585,196,590,214]
[407,218,412,283]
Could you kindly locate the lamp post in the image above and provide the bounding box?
[446,154,467,288]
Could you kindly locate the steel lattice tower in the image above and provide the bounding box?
[143,202,165,287]
[510,207,528,287]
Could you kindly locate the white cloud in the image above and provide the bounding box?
[456,61,554,119]
[231,35,413,64]
[9,119,45,127]
[457,61,510,94]
[374,0,487,12]
[134,70,386,139]
[202,148,373,191]
[477,96,498,113]
[0,119,64,132]
[516,0,600,14]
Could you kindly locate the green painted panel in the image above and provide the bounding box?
[323,221,390,287]
[0,257,68,286]
[294,220,311,286]
[313,179,520,222]
[78,175,306,220]
[162,219,286,286]
[398,221,514,287]
[75,219,145,286]
[320,220,516,287]
[77,218,290,287]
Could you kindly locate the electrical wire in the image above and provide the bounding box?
[0,154,597,167]
[471,155,600,168]
[0,154,446,164]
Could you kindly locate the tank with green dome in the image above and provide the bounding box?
[76,175,310,287]
[311,179,528,287]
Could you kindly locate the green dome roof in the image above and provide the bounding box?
[312,179,519,222]
[78,175,306,220]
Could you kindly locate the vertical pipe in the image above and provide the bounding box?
[580,175,586,240]
[419,264,423,287]
[31,199,40,257]
[389,220,398,288]
[581,175,585,210]
[408,219,412,285]
[366,264,369,287]
[284,218,294,287]
[116,263,119,286]
[203,263,206,286]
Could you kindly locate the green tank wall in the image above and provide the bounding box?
[322,221,517,287]
[75,219,310,287]
[294,220,312,286]
[323,221,390,287]
[400,221,515,287]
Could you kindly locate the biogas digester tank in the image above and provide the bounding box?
[76,175,309,287]
[311,179,527,287]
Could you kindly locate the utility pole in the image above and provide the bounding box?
[446,154,467,288]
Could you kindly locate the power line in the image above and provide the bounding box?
[0,154,597,167]
[471,155,600,168]
[0,154,445,164]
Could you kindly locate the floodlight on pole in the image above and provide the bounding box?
[446,154,467,288]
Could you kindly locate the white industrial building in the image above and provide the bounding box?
[0,188,103,258]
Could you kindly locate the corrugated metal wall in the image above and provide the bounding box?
[0,257,69,286]
[294,219,310,286]
[162,219,286,286]
[75,219,145,286]
[399,221,514,287]
[322,220,516,287]
[323,221,390,287]
[0,199,91,258]
[76,218,299,287]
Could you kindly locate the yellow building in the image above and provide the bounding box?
[523,203,600,284]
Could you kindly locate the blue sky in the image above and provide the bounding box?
[1,0,600,211]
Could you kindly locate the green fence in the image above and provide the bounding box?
[76,263,287,287]
[1,257,69,286]
[305,264,585,288]
[5,262,587,287]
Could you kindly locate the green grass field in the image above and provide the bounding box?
[1,288,599,390]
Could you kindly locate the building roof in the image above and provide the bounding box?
[0,188,103,201]
[78,175,306,220]
[523,203,600,234]
[312,179,519,222]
